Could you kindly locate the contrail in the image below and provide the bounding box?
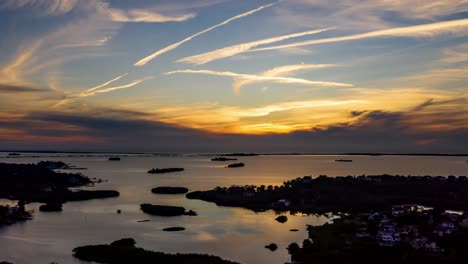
[177,28,331,65]
[251,18,468,52]
[166,69,352,91]
[134,1,278,66]
[83,72,129,94]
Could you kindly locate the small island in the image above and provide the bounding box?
[140,204,197,216]
[162,227,185,232]
[335,159,353,162]
[275,215,288,223]
[147,168,184,174]
[0,203,32,226]
[39,202,63,212]
[223,153,258,157]
[151,187,189,194]
[265,243,278,251]
[108,157,121,161]
[0,162,119,204]
[227,163,245,168]
[211,157,238,161]
[73,238,240,264]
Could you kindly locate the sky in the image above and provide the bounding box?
[0,0,467,153]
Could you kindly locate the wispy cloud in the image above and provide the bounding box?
[166,69,352,93]
[83,73,129,94]
[53,75,151,107]
[252,18,468,52]
[177,28,331,65]
[134,1,278,66]
[106,8,195,23]
[232,63,336,93]
[79,77,152,97]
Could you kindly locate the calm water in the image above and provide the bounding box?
[0,154,467,264]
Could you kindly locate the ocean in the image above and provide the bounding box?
[1,153,467,264]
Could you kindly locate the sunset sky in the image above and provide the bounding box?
[0,0,467,153]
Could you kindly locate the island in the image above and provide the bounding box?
[39,202,63,212]
[227,163,245,168]
[211,157,238,161]
[108,157,121,161]
[223,153,258,157]
[186,175,468,214]
[140,204,197,216]
[287,206,468,263]
[162,227,185,232]
[73,238,240,264]
[265,243,278,251]
[335,159,353,162]
[0,203,32,226]
[0,162,119,204]
[147,168,184,174]
[151,187,189,194]
[37,160,70,170]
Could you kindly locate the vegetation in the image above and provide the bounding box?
[265,243,278,251]
[39,203,63,212]
[162,227,185,232]
[211,157,238,161]
[275,215,288,223]
[186,175,468,214]
[0,204,32,226]
[227,163,245,168]
[73,238,240,264]
[147,168,184,174]
[0,162,119,204]
[140,204,197,216]
[287,210,468,264]
[151,187,189,194]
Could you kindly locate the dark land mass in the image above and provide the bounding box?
[287,207,468,264]
[151,187,189,194]
[108,157,120,161]
[73,238,240,264]
[227,163,245,168]
[186,175,468,214]
[211,157,238,161]
[265,243,278,251]
[275,215,288,223]
[0,162,119,203]
[223,153,258,157]
[162,227,185,232]
[140,204,197,216]
[39,202,63,212]
[147,168,184,174]
[36,160,69,170]
[0,204,32,226]
[335,159,353,162]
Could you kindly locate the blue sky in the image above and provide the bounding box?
[0,0,467,152]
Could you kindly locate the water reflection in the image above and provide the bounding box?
[0,154,467,263]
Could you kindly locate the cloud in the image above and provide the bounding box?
[0,0,79,15]
[0,0,196,22]
[79,77,152,97]
[166,69,352,93]
[53,75,151,107]
[134,1,278,66]
[232,63,336,92]
[177,28,331,65]
[1,105,466,153]
[105,7,195,23]
[83,73,129,94]
[252,18,468,52]
[0,83,47,93]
